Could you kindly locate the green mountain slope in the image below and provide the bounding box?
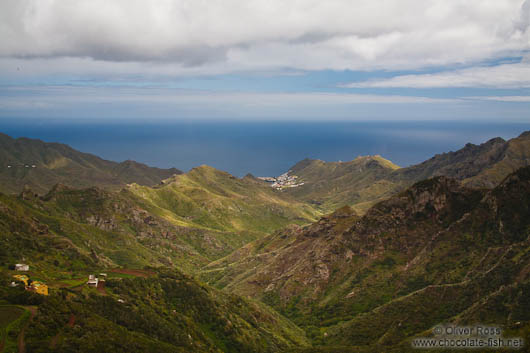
[0,132,182,194]
[392,132,530,188]
[0,186,209,274]
[2,131,529,352]
[0,164,319,275]
[202,167,530,350]
[281,131,530,214]
[126,165,318,237]
[0,268,308,353]
[283,155,400,214]
[462,131,530,187]
[0,167,318,351]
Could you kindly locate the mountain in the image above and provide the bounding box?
[0,185,209,274]
[0,164,319,275]
[2,131,530,352]
[126,165,318,237]
[392,131,530,188]
[202,166,530,350]
[119,165,319,262]
[0,167,319,352]
[0,132,182,194]
[283,155,401,214]
[279,131,530,214]
[1,267,308,353]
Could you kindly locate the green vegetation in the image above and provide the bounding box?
[0,305,30,353]
[283,131,530,214]
[0,132,181,194]
[1,132,530,352]
[0,164,319,278]
[205,167,530,350]
[22,268,308,353]
[284,156,402,214]
[124,165,319,259]
[0,306,25,329]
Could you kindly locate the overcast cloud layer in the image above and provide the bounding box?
[0,0,529,120]
[2,0,529,70]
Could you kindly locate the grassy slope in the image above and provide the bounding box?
[281,131,530,215]
[203,167,530,350]
[0,305,28,352]
[0,267,309,353]
[284,156,401,214]
[0,164,319,279]
[124,165,320,258]
[0,188,210,276]
[463,131,530,188]
[0,132,181,194]
[0,168,316,352]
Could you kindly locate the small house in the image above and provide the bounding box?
[87,274,99,287]
[13,274,29,286]
[12,275,48,295]
[15,264,29,271]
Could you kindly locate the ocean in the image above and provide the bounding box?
[1,120,529,177]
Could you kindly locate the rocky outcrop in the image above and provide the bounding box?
[393,137,508,183]
[205,166,530,343]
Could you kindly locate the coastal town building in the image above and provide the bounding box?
[258,171,304,190]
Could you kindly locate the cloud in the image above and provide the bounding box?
[0,0,529,73]
[465,95,530,102]
[0,85,462,121]
[0,86,456,106]
[342,60,530,88]
[515,0,530,31]
[5,86,530,122]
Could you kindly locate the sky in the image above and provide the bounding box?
[1,0,530,122]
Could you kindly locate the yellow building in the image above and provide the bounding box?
[13,274,29,286]
[29,281,49,296]
[12,275,48,295]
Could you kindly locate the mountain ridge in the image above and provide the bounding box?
[1,130,530,351]
[0,132,182,194]
[280,131,530,213]
[0,160,320,275]
[201,166,530,349]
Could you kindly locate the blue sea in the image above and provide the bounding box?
[1,120,529,177]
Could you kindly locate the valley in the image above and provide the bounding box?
[0,132,529,352]
[203,168,530,350]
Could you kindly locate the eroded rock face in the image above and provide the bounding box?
[357,176,482,237]
[85,215,118,231]
[209,168,530,316]
[392,137,508,183]
[20,185,39,201]
[143,215,158,226]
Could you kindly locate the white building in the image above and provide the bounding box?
[87,274,99,287]
[15,264,29,271]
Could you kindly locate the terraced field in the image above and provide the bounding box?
[0,305,29,353]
